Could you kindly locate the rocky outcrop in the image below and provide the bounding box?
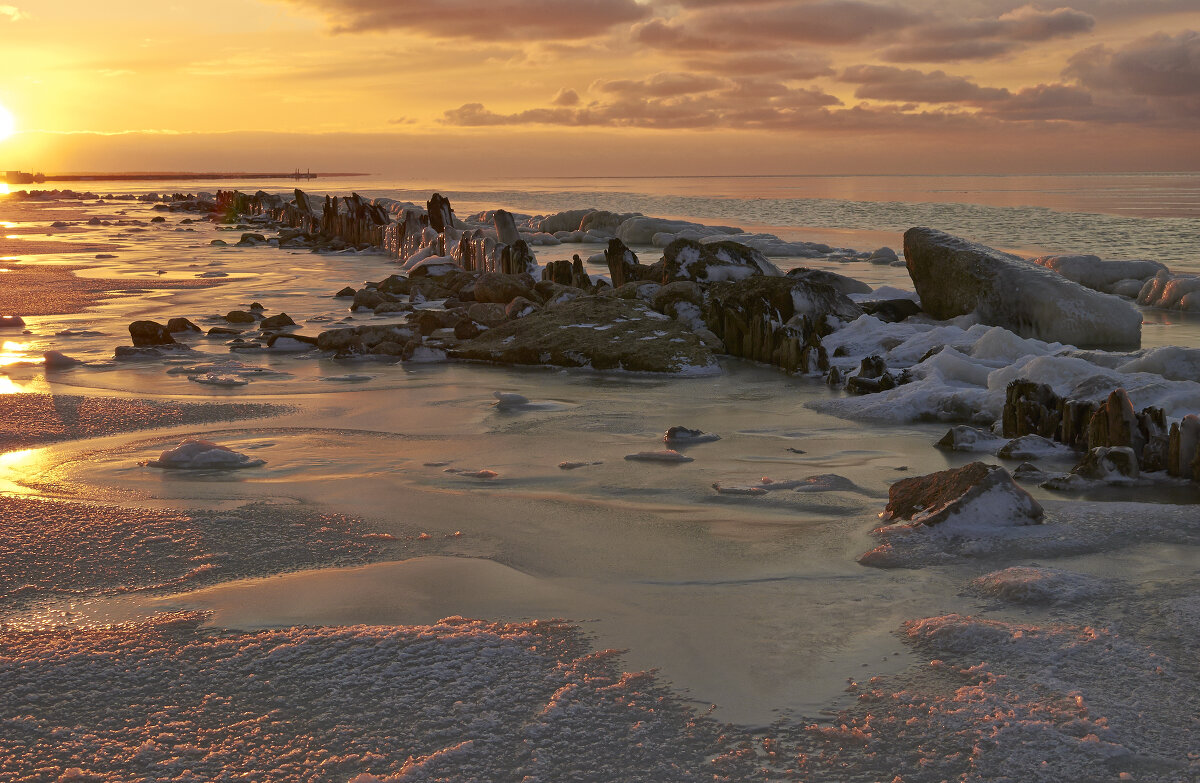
[880,462,1043,528]
[702,276,861,374]
[1138,270,1200,312]
[903,227,1141,349]
[449,296,715,374]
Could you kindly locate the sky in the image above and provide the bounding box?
[0,0,1197,176]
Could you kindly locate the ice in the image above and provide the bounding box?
[493,392,530,409]
[623,450,694,463]
[319,374,373,382]
[971,566,1116,604]
[1031,254,1167,294]
[1138,270,1200,311]
[143,439,266,469]
[188,373,249,387]
[858,500,1200,569]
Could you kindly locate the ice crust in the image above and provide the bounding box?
[0,615,737,783]
[814,317,1200,424]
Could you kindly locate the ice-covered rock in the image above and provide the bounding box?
[492,392,530,409]
[936,425,1006,452]
[143,439,266,469]
[662,238,781,284]
[1137,270,1200,312]
[997,435,1074,460]
[903,227,1141,349]
[616,217,741,246]
[1030,255,1166,295]
[879,462,1044,529]
[663,426,720,444]
[189,373,249,387]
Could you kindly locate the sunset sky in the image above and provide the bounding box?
[1,0,1197,175]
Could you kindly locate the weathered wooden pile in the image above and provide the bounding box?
[1003,381,1198,479]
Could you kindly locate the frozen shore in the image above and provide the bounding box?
[0,189,1197,781]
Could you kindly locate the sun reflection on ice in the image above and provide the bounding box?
[0,447,43,495]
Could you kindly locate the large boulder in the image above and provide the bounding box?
[903,227,1141,349]
[881,461,1044,528]
[450,296,716,374]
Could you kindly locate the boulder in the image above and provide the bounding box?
[881,461,1043,528]
[1071,446,1141,480]
[128,320,176,346]
[259,313,296,330]
[450,296,716,374]
[662,238,781,284]
[505,296,540,319]
[1138,270,1200,312]
[1030,255,1167,295]
[493,209,520,246]
[166,317,202,333]
[903,227,1141,349]
[335,286,357,298]
[472,272,530,305]
[936,425,1006,452]
[785,267,870,296]
[467,302,509,327]
[860,298,922,323]
[0,315,25,329]
[616,217,741,245]
[225,310,257,324]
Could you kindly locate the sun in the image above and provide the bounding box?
[0,104,15,142]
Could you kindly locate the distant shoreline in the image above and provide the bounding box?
[31,172,371,183]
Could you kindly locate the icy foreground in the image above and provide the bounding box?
[0,615,739,783]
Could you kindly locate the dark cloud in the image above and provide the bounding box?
[882,4,1094,62]
[683,53,835,80]
[276,0,650,39]
[840,64,1011,103]
[695,1,921,44]
[440,81,843,130]
[593,72,726,99]
[551,88,580,107]
[1066,31,1200,97]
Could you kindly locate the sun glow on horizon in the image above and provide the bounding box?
[0,104,15,142]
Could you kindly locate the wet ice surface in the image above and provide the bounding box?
[1,196,1198,779]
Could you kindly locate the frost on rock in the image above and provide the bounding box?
[0,615,741,783]
[904,227,1142,349]
[143,439,266,469]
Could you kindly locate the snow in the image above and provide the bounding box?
[0,614,733,783]
[813,315,1200,425]
[143,439,266,469]
[971,566,1116,604]
[858,499,1200,569]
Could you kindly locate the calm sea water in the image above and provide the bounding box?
[21,172,1200,269]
